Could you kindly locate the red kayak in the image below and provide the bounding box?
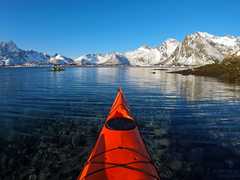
[78,88,160,180]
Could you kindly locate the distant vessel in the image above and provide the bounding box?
[51,64,64,71]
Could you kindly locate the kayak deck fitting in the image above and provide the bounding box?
[78,88,160,180]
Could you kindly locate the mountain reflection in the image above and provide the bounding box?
[1,67,240,180]
[121,67,240,101]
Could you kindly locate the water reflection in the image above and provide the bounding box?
[0,67,240,180]
[122,67,240,101]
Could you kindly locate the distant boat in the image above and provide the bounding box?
[51,64,64,71]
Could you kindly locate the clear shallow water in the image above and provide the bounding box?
[0,67,240,180]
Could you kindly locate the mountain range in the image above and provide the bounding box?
[0,41,74,66]
[1,32,240,67]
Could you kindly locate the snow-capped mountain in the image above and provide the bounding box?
[0,41,73,66]
[198,32,240,55]
[2,32,240,67]
[0,41,20,54]
[125,39,179,66]
[75,32,240,67]
[101,53,129,65]
[75,54,101,65]
[24,50,50,64]
[168,33,224,65]
[75,52,129,66]
[49,54,74,65]
[0,41,50,65]
[169,32,240,66]
[75,39,180,66]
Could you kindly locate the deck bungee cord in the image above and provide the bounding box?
[78,88,160,180]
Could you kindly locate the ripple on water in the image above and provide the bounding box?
[0,67,240,179]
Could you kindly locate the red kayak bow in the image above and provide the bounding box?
[78,88,160,180]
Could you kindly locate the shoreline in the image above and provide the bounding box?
[0,64,197,69]
[170,56,240,84]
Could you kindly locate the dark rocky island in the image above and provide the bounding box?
[171,56,240,83]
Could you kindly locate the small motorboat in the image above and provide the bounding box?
[51,64,64,71]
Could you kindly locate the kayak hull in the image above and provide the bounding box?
[78,88,160,180]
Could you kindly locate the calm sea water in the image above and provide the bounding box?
[1,67,240,180]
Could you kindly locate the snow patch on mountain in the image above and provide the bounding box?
[168,32,226,66]
[0,41,20,53]
[198,32,239,47]
[75,54,106,65]
[75,53,129,65]
[25,50,50,64]
[74,32,240,67]
[49,54,74,64]
[2,32,240,67]
[237,51,240,56]
[0,41,73,66]
[198,32,240,56]
[125,39,179,66]
[125,46,162,66]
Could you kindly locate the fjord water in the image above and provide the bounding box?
[1,67,240,180]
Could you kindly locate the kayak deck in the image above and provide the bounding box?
[78,88,160,180]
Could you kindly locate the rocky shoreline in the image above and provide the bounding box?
[170,56,240,84]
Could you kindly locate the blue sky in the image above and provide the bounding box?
[1,0,240,58]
